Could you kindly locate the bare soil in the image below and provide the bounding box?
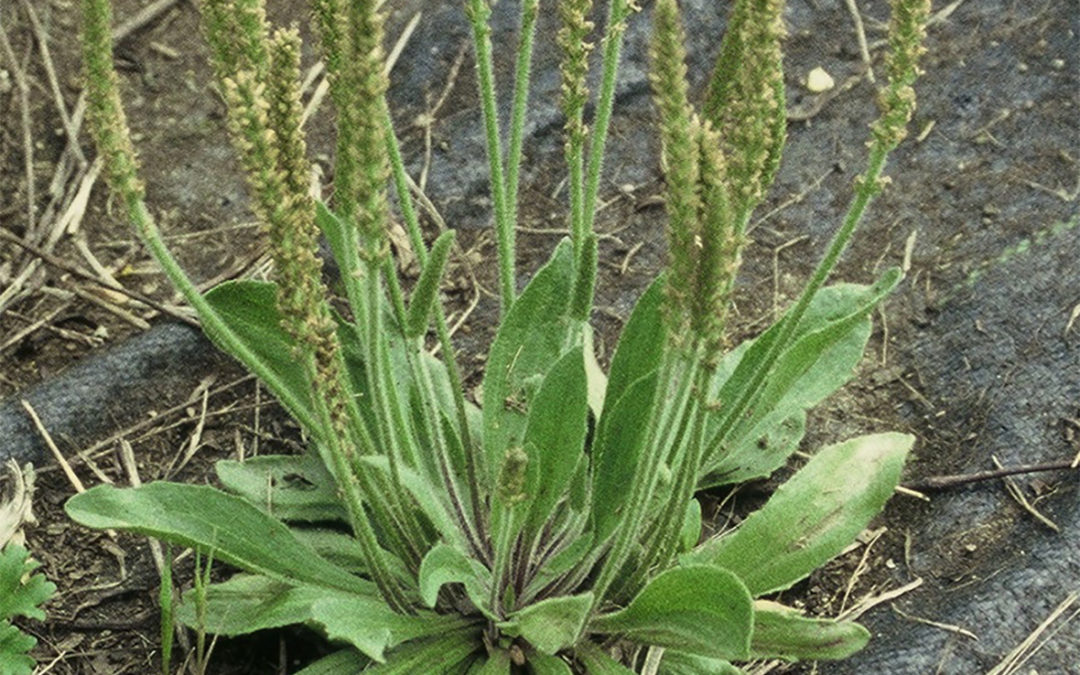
[1,0,1077,673]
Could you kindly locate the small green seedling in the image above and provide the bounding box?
[67,0,930,672]
[1,464,55,675]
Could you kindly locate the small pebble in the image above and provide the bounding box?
[806,66,835,93]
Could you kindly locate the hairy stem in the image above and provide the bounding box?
[465,0,515,313]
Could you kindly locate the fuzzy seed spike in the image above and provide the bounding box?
[694,118,740,358]
[650,0,702,340]
[82,0,145,210]
[871,0,931,150]
[703,0,787,218]
[558,0,595,160]
[334,0,392,257]
[202,0,271,82]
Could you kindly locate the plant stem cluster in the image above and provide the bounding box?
[74,0,933,671]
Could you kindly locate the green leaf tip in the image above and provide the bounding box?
[405,230,456,337]
[508,592,593,655]
[750,600,871,661]
[590,565,753,661]
[687,432,914,596]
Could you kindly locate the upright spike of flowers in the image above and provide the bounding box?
[557,0,595,249]
[263,29,333,353]
[340,0,392,255]
[310,0,391,254]
[703,0,786,219]
[693,118,740,357]
[871,0,931,152]
[557,0,593,142]
[201,0,271,83]
[216,30,346,425]
[311,0,346,80]
[649,0,701,339]
[82,0,144,213]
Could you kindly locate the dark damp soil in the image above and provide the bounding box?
[1,0,1077,673]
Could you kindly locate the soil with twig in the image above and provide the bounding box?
[1,1,1077,673]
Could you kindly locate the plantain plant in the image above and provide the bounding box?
[66,0,931,672]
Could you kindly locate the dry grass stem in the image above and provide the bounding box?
[992,455,1060,532]
[987,590,1080,675]
[837,576,923,622]
[890,603,978,640]
[0,8,36,235]
[894,484,930,501]
[0,302,69,355]
[418,43,469,192]
[68,284,151,330]
[19,0,86,167]
[0,226,201,327]
[843,0,875,83]
[111,0,184,43]
[839,526,886,613]
[748,166,833,234]
[20,399,85,494]
[168,384,212,478]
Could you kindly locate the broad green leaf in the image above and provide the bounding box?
[65,483,370,595]
[174,574,340,636]
[795,269,901,335]
[310,595,476,663]
[527,652,574,674]
[293,649,367,675]
[406,230,456,337]
[482,239,576,485]
[726,288,883,445]
[705,274,898,436]
[750,600,870,661]
[215,455,344,522]
[658,651,743,675]
[601,276,665,430]
[522,347,589,539]
[678,498,702,554]
[590,371,658,545]
[685,433,913,595]
[508,592,593,655]
[573,642,636,674]
[291,529,414,588]
[589,565,752,660]
[701,411,805,489]
[418,543,491,613]
[203,280,319,433]
[701,272,901,486]
[357,628,483,674]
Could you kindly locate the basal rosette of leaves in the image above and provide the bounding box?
[67,0,931,672]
